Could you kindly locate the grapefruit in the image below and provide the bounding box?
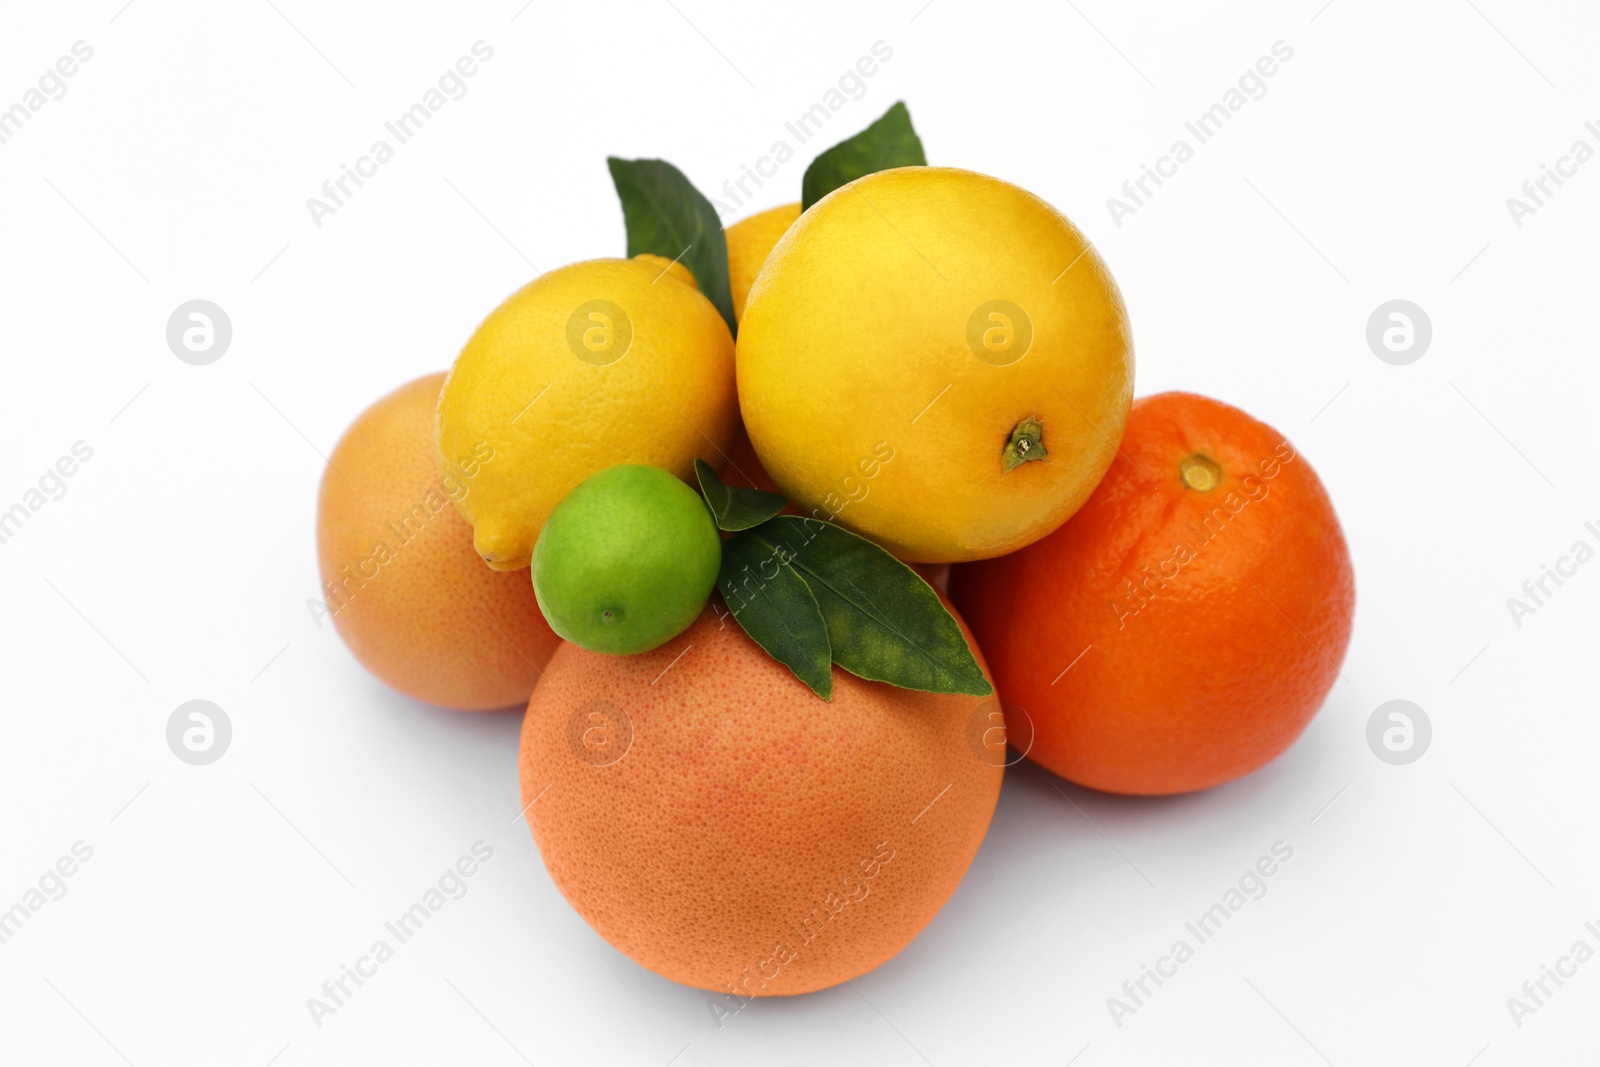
[519,603,1004,994]
[317,374,560,710]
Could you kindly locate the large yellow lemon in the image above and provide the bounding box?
[438,256,736,571]
[737,167,1133,563]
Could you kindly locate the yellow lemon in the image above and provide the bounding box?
[726,202,800,322]
[438,256,736,571]
[737,167,1133,563]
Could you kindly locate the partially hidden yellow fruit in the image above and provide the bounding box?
[317,374,560,710]
[439,256,737,570]
[737,167,1134,563]
[726,202,800,322]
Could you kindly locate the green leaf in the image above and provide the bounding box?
[717,532,832,699]
[800,101,927,211]
[606,157,737,335]
[754,516,992,697]
[694,458,787,532]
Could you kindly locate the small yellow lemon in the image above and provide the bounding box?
[726,202,800,322]
[737,167,1133,563]
[438,256,736,571]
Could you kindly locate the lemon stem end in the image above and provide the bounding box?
[1002,417,1047,473]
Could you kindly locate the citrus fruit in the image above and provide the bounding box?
[725,201,800,322]
[316,374,560,710]
[718,427,949,590]
[737,166,1133,563]
[519,603,1005,995]
[720,425,789,498]
[532,465,721,654]
[949,391,1355,795]
[438,255,736,571]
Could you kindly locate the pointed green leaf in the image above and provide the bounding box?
[754,516,991,696]
[800,101,927,211]
[606,157,737,335]
[717,532,832,699]
[695,458,787,532]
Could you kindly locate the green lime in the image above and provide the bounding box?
[532,465,721,655]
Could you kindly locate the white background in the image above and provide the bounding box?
[2,0,1596,1063]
